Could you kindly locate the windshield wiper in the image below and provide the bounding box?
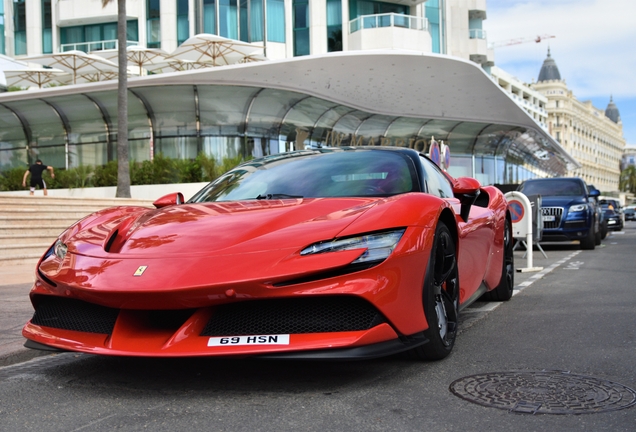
[256,193,304,200]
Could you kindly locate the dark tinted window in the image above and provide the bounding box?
[190,150,417,202]
[419,156,453,198]
[519,179,585,197]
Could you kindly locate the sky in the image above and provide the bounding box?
[483,0,636,145]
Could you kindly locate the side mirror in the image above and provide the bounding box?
[153,192,185,209]
[452,177,481,195]
[589,189,600,198]
[452,177,481,222]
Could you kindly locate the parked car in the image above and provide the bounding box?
[624,207,636,221]
[22,147,514,361]
[517,177,601,249]
[602,207,623,231]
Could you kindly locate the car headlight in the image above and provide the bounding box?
[54,239,68,260]
[569,204,587,212]
[300,229,406,264]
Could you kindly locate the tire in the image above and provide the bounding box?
[410,222,459,361]
[595,228,601,246]
[481,217,514,301]
[600,220,608,240]
[580,224,596,250]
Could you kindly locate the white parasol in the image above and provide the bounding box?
[166,34,265,66]
[92,45,170,76]
[3,68,68,89]
[25,50,120,84]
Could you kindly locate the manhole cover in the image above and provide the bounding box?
[450,370,636,415]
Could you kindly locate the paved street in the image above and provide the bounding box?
[0,224,635,431]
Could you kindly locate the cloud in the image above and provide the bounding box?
[484,0,636,98]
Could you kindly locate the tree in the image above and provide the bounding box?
[620,165,636,194]
[102,0,131,197]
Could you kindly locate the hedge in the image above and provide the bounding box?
[0,153,245,192]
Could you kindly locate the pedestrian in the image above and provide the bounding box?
[22,159,55,196]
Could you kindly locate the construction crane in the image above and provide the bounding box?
[489,34,555,49]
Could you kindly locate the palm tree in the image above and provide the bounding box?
[102,0,131,198]
[620,166,636,194]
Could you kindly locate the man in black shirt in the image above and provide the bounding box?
[22,159,55,196]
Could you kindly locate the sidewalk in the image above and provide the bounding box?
[0,263,49,366]
[0,251,554,368]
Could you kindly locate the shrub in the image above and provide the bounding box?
[93,160,118,187]
[1,152,251,190]
[0,167,28,191]
[50,165,94,189]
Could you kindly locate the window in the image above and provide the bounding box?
[267,0,285,43]
[327,0,342,52]
[420,156,453,198]
[60,21,139,52]
[204,0,216,34]
[147,0,161,48]
[14,0,26,55]
[425,0,443,53]
[177,0,189,44]
[0,1,5,54]
[349,0,409,19]
[293,0,309,56]
[41,0,52,53]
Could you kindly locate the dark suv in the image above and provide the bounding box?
[517,177,600,250]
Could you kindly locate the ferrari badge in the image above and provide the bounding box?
[134,265,148,276]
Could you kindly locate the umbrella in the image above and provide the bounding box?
[92,45,170,76]
[25,50,120,84]
[56,70,121,85]
[240,53,269,63]
[145,58,210,74]
[3,68,68,89]
[166,34,264,66]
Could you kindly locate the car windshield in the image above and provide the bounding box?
[519,179,585,196]
[189,149,417,203]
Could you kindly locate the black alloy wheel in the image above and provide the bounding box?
[411,222,459,360]
[481,217,514,301]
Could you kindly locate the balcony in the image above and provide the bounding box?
[60,39,139,53]
[469,29,487,40]
[348,13,431,52]
[468,29,491,65]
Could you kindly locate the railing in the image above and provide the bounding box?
[60,39,139,53]
[469,29,487,39]
[349,13,428,34]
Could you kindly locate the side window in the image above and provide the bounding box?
[419,156,453,198]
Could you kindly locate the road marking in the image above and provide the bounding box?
[512,251,582,296]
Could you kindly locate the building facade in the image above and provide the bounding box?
[0,0,493,67]
[1,1,579,187]
[532,50,626,193]
[489,66,548,131]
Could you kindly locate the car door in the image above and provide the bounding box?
[419,156,495,304]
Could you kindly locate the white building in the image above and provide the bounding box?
[532,49,626,193]
[489,66,548,131]
[0,0,493,68]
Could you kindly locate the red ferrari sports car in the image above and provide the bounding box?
[23,146,513,360]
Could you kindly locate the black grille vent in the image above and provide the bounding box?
[201,296,385,336]
[31,296,119,334]
[542,207,563,229]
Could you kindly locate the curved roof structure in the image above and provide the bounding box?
[537,48,562,82]
[0,50,579,176]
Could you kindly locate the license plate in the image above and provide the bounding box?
[207,334,290,347]
[542,215,556,222]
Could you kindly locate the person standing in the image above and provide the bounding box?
[22,159,55,196]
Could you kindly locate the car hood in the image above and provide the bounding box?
[64,198,386,259]
[540,196,588,207]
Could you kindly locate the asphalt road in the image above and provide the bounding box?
[1,224,635,431]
